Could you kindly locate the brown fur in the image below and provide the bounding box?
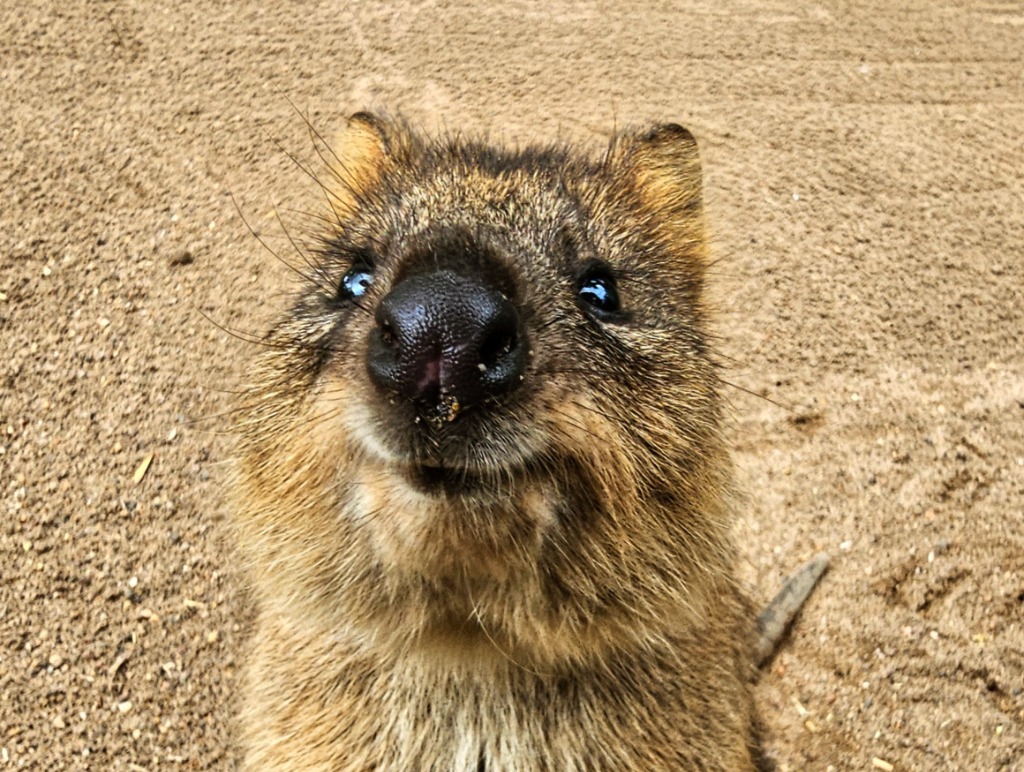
[232,114,766,770]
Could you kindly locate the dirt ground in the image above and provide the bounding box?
[2,1,1022,769]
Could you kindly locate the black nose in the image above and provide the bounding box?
[367,270,527,418]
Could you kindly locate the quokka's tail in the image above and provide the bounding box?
[755,552,830,667]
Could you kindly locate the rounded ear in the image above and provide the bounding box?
[326,112,395,219]
[632,123,703,212]
[612,123,706,258]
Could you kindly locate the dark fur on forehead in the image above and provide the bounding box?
[433,138,592,179]
[343,117,607,197]
[389,223,520,298]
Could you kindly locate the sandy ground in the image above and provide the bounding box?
[2,1,1022,769]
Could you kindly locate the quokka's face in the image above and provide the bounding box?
[279,115,718,508]
[237,117,731,648]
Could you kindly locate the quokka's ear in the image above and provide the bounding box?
[615,123,706,255]
[326,112,396,219]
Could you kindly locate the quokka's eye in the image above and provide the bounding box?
[339,265,375,300]
[577,270,620,315]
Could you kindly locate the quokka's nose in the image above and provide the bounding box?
[367,270,527,417]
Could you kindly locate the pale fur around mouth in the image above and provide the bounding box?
[341,400,548,496]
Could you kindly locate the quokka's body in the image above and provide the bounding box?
[232,115,768,770]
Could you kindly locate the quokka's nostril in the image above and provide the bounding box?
[479,328,517,370]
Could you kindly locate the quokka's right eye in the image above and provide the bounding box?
[338,265,375,301]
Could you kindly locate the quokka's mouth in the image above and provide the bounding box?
[398,455,534,497]
[407,463,465,493]
[403,462,495,496]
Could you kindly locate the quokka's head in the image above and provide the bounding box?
[235,114,735,664]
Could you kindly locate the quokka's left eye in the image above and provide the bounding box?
[339,265,375,300]
[577,270,620,315]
